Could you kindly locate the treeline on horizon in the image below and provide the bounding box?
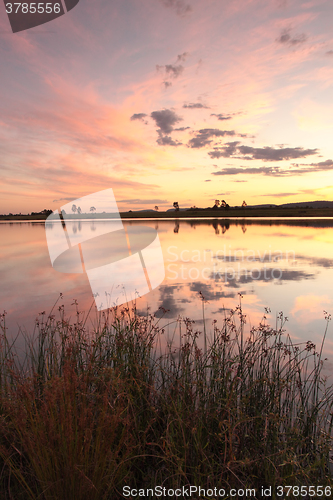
[1,200,333,218]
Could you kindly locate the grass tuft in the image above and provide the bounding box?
[0,295,332,498]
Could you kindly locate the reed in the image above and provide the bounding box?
[0,294,332,498]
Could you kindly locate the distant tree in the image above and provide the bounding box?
[90,206,96,213]
[77,206,82,215]
[191,205,197,210]
[213,199,220,209]
[173,202,179,212]
[155,206,159,211]
[221,200,227,208]
[242,201,247,208]
[72,204,77,214]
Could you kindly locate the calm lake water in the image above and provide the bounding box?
[1,218,333,373]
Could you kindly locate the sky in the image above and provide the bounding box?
[1,0,333,213]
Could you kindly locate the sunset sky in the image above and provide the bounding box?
[1,0,333,213]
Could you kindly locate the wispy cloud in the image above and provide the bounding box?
[188,129,236,148]
[150,109,182,134]
[298,159,333,168]
[119,198,168,205]
[212,158,333,177]
[212,166,276,176]
[146,108,184,146]
[211,113,233,120]
[130,113,147,122]
[157,64,184,78]
[177,52,189,62]
[277,28,308,46]
[183,102,209,109]
[157,135,183,146]
[258,192,298,197]
[158,0,192,16]
[53,197,78,203]
[156,53,189,89]
[209,144,318,161]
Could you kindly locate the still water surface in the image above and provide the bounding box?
[1,218,333,372]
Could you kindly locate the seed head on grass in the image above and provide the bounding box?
[0,299,332,497]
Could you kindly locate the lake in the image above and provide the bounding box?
[1,218,333,374]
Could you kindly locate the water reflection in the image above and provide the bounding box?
[1,218,333,370]
[45,219,164,310]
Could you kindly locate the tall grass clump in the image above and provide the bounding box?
[0,294,332,499]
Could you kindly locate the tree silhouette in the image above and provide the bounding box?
[90,206,96,213]
[173,202,179,211]
[77,206,82,215]
[242,200,247,207]
[155,206,159,211]
[72,204,77,214]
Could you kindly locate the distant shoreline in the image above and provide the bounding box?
[2,206,333,221]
